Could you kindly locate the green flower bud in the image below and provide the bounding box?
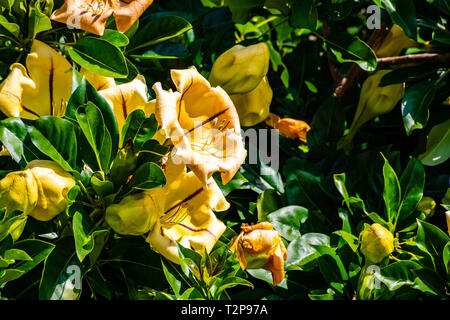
[360,223,394,264]
[416,196,436,218]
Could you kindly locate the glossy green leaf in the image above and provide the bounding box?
[381,154,401,225]
[397,158,425,225]
[267,205,308,241]
[127,162,166,190]
[69,37,128,78]
[256,189,283,222]
[290,0,318,31]
[121,110,158,151]
[285,233,330,270]
[128,16,192,53]
[418,118,450,166]
[401,78,436,136]
[100,30,129,47]
[380,0,417,39]
[66,78,119,163]
[323,33,377,71]
[39,237,90,300]
[75,102,112,172]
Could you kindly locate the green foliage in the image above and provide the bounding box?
[0,0,449,301]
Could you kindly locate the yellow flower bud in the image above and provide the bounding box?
[208,43,270,95]
[360,223,394,264]
[105,192,161,236]
[0,170,38,215]
[416,196,436,218]
[25,160,76,221]
[377,24,417,58]
[230,77,273,127]
[230,222,288,286]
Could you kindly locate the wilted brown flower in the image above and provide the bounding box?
[230,222,287,286]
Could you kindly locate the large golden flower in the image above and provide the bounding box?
[230,222,288,286]
[145,160,230,263]
[0,160,76,221]
[0,40,72,119]
[152,67,247,187]
[50,0,154,36]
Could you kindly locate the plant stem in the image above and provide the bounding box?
[377,52,450,68]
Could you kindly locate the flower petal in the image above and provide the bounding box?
[230,76,272,127]
[22,40,73,118]
[81,68,116,91]
[0,63,36,118]
[50,0,114,36]
[99,75,150,133]
[153,67,247,186]
[113,0,154,33]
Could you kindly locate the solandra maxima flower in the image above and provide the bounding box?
[208,43,273,127]
[0,160,76,221]
[145,160,230,263]
[152,67,247,187]
[230,222,288,286]
[0,40,72,119]
[50,0,154,36]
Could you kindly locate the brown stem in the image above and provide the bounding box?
[323,20,340,85]
[334,25,390,102]
[377,53,450,68]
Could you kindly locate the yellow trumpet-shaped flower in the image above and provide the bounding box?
[0,160,75,221]
[98,75,155,133]
[152,66,247,187]
[230,76,273,127]
[377,24,417,58]
[230,222,288,286]
[0,40,72,119]
[209,43,270,95]
[50,0,154,36]
[145,160,230,263]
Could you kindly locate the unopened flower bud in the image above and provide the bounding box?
[209,43,270,95]
[360,223,394,264]
[105,192,160,236]
[416,196,436,218]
